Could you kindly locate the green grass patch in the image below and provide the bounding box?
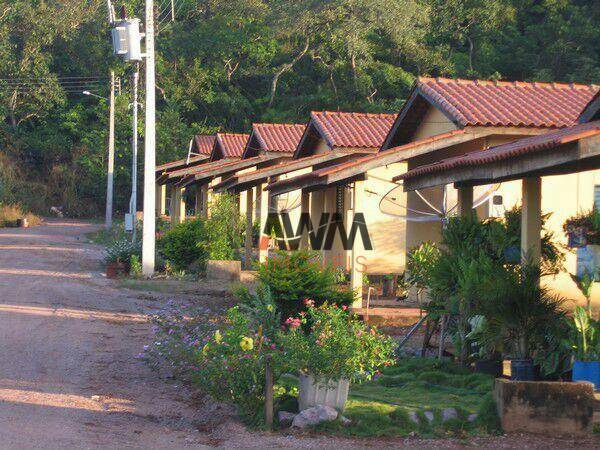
[280,357,502,438]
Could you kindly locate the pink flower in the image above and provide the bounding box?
[303,298,315,307]
[270,344,277,350]
[341,305,348,311]
[285,317,301,329]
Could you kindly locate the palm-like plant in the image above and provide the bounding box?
[480,262,566,360]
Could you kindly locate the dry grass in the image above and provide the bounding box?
[0,204,42,228]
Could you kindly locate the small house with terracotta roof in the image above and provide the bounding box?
[267,77,599,305]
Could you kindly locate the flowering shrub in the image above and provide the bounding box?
[278,302,397,383]
[145,295,281,421]
[104,235,141,266]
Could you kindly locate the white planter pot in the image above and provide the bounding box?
[298,374,349,412]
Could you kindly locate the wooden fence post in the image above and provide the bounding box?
[265,355,274,430]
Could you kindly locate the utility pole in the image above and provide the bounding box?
[130,63,139,242]
[105,70,115,229]
[142,0,156,276]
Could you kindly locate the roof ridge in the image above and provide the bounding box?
[312,110,395,118]
[254,122,305,127]
[418,76,597,90]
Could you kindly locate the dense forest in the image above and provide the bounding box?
[0,0,598,216]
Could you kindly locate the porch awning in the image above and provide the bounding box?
[156,157,237,185]
[266,129,491,197]
[180,155,280,188]
[396,121,600,191]
[212,152,350,193]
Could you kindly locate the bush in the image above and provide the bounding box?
[146,299,280,422]
[158,218,208,271]
[0,203,41,228]
[104,235,141,266]
[204,193,243,260]
[277,303,396,383]
[257,250,356,318]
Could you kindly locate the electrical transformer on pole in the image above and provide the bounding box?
[109,1,155,275]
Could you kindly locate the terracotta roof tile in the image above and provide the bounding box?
[418,77,598,128]
[253,123,305,153]
[399,121,600,181]
[193,134,217,155]
[311,111,395,148]
[216,133,250,158]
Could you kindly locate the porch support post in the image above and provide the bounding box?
[521,176,542,266]
[171,186,186,226]
[300,190,311,249]
[457,186,473,218]
[259,184,270,263]
[156,183,166,217]
[245,188,253,270]
[200,184,209,218]
[350,181,364,308]
[168,185,178,227]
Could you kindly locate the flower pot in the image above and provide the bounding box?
[573,360,600,391]
[510,359,536,381]
[298,374,349,412]
[475,359,503,377]
[106,261,126,279]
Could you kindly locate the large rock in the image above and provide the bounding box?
[278,411,296,428]
[291,405,338,429]
[205,260,241,282]
[493,378,594,436]
[441,407,458,422]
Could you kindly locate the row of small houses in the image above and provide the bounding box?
[156,77,600,308]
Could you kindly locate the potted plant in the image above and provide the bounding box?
[104,237,140,278]
[571,306,600,390]
[479,263,566,381]
[278,302,396,411]
[467,315,504,377]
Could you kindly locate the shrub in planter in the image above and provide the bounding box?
[157,218,208,271]
[204,193,243,261]
[277,303,396,410]
[104,236,141,273]
[257,250,356,319]
[479,262,566,381]
[467,315,503,377]
[570,306,600,390]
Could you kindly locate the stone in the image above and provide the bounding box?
[467,413,478,422]
[441,407,458,422]
[205,260,241,282]
[278,411,296,428]
[493,378,594,436]
[340,416,351,426]
[423,411,435,423]
[291,404,338,429]
[408,411,420,424]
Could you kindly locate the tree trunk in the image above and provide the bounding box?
[268,38,309,107]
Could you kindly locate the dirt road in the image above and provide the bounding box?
[0,220,594,449]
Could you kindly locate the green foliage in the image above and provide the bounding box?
[104,236,141,266]
[570,306,600,361]
[129,254,142,278]
[235,285,281,341]
[478,262,566,360]
[158,218,208,272]
[0,1,597,217]
[277,303,396,383]
[147,300,281,423]
[256,249,355,319]
[203,194,243,260]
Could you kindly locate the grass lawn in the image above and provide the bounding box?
[279,357,501,438]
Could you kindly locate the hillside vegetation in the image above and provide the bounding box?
[0,0,598,216]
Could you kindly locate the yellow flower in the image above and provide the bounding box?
[240,337,254,351]
[202,343,210,355]
[266,304,274,312]
[214,330,222,343]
